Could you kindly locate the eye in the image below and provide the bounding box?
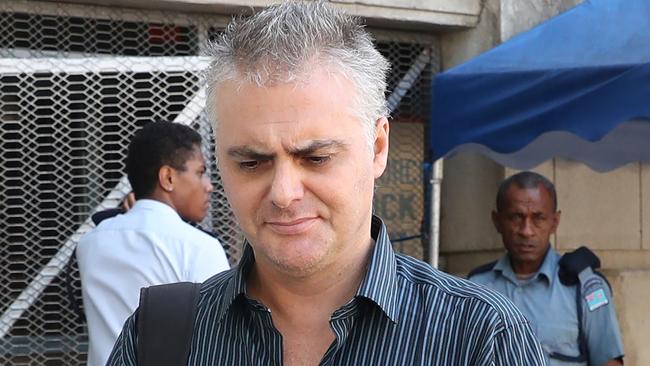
[238,160,260,171]
[533,214,547,224]
[509,213,524,222]
[305,155,331,165]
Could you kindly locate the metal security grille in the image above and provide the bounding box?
[0,1,437,365]
[374,32,438,260]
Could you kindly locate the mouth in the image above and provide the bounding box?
[266,217,318,235]
[515,243,537,252]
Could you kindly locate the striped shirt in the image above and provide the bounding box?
[107,216,546,365]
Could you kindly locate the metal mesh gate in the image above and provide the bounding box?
[0,1,437,364]
[373,34,438,260]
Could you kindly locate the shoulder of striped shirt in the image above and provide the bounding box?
[194,255,529,330]
[199,267,237,295]
[394,253,530,326]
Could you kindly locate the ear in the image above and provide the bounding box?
[158,165,175,193]
[491,210,502,234]
[373,116,389,179]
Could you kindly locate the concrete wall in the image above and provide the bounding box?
[500,0,582,41]
[55,0,482,30]
[610,270,650,366]
[437,0,504,270]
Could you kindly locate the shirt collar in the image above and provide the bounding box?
[355,215,399,323]
[131,199,183,221]
[214,215,399,324]
[215,244,253,322]
[537,247,560,285]
[493,246,559,286]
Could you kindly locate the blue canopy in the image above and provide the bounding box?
[431,0,650,172]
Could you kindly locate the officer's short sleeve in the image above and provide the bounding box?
[581,274,624,366]
[105,311,139,366]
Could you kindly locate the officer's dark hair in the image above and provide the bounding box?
[496,171,558,212]
[126,121,202,199]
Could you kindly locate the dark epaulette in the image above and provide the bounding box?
[91,208,124,225]
[558,246,601,285]
[467,260,497,279]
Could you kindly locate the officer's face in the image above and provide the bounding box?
[492,184,560,273]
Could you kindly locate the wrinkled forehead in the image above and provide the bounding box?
[215,68,356,119]
[504,185,555,212]
[212,57,359,107]
[211,70,368,163]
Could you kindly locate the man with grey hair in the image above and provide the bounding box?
[107,2,545,365]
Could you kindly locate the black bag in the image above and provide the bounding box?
[137,282,201,366]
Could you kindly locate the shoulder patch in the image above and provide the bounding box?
[585,288,609,311]
[467,261,497,279]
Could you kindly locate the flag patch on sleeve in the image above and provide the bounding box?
[585,288,609,311]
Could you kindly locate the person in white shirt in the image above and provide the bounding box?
[76,121,230,366]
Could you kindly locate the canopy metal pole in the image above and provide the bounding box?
[429,158,443,268]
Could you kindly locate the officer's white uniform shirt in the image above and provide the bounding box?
[469,248,624,366]
[76,199,230,366]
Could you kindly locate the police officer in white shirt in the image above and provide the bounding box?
[76,121,230,366]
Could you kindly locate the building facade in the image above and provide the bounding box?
[0,0,646,364]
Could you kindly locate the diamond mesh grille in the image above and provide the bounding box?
[374,36,439,260]
[0,2,437,364]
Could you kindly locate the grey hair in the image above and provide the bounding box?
[496,171,558,212]
[205,1,390,148]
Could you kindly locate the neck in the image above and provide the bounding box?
[147,190,176,210]
[247,239,374,321]
[510,253,547,276]
[512,262,541,275]
[515,271,535,280]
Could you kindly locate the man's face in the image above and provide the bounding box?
[492,184,560,272]
[169,148,213,222]
[214,68,389,276]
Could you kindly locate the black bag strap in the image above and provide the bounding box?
[137,282,201,366]
[552,246,608,364]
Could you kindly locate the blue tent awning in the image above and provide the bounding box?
[431,0,650,172]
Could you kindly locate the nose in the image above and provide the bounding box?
[269,161,304,209]
[204,176,214,193]
[519,217,535,237]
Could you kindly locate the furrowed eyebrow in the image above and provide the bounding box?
[226,140,346,160]
[289,140,347,156]
[226,146,275,160]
